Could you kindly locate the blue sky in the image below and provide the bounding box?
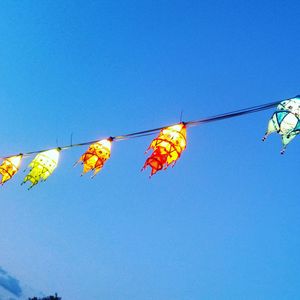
[0,1,300,299]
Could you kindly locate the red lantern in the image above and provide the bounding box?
[142,123,187,176]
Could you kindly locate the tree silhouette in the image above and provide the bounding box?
[28,293,61,300]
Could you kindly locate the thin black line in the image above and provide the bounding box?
[0,97,293,160]
[186,101,280,126]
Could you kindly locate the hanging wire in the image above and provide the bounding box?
[0,97,288,160]
[186,101,280,126]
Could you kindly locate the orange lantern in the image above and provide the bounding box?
[76,138,112,177]
[0,154,22,184]
[142,123,187,176]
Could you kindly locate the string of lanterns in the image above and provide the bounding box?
[0,95,299,189]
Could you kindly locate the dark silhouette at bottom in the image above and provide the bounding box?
[28,293,61,300]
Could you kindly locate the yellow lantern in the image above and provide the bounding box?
[142,123,187,176]
[0,155,22,184]
[76,138,112,177]
[22,148,60,189]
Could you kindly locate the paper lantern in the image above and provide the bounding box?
[142,123,187,176]
[22,148,60,189]
[263,97,300,153]
[0,155,22,184]
[76,138,112,177]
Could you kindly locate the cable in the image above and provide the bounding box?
[0,97,290,160]
[186,101,280,126]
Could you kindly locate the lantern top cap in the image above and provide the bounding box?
[166,123,186,131]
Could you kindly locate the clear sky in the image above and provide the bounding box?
[0,1,300,299]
